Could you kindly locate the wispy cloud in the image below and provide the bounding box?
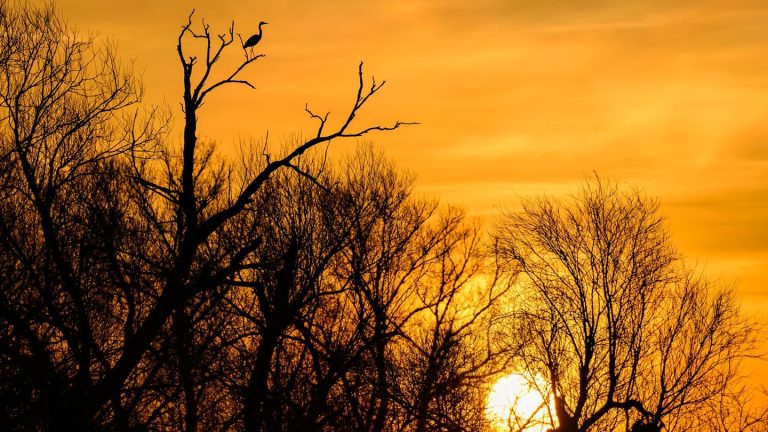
[57,0,768,318]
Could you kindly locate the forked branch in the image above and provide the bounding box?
[199,62,416,240]
[177,10,263,110]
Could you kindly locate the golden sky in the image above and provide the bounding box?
[55,0,767,370]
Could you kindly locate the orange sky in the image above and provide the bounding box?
[54,0,767,375]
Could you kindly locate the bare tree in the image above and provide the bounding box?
[395,210,511,432]
[0,3,412,430]
[211,147,513,432]
[494,177,762,432]
[0,2,145,429]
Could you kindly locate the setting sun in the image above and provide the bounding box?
[486,373,556,432]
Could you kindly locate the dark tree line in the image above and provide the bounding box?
[0,3,764,432]
[0,3,509,431]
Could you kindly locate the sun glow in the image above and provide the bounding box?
[486,373,556,432]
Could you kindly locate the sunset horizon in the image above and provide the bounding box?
[1,1,766,431]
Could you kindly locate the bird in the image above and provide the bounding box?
[243,21,268,50]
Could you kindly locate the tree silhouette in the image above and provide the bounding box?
[0,3,415,430]
[0,3,764,432]
[494,177,762,432]
[220,147,511,431]
[0,2,144,429]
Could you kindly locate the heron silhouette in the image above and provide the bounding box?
[243,21,268,54]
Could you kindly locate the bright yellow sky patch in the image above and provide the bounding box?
[487,373,555,431]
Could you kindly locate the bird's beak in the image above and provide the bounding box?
[264,22,269,25]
